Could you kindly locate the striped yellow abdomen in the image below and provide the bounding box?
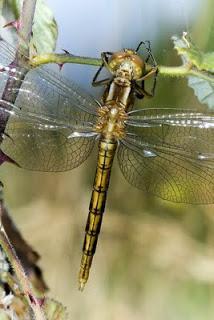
[78,138,117,290]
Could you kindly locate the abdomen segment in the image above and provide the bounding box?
[78,138,117,290]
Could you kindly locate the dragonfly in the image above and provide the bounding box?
[0,37,213,290]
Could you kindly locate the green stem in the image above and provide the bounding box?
[158,65,190,77]
[159,64,214,82]
[30,53,214,83]
[31,53,101,67]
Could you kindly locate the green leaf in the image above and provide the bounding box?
[0,0,58,53]
[1,0,20,19]
[32,0,58,54]
[172,33,214,109]
[188,76,214,108]
[202,52,214,72]
[172,33,214,72]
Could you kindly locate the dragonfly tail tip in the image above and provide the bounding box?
[78,280,85,292]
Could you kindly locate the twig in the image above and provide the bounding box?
[0,228,46,320]
[0,194,46,320]
[0,0,38,141]
[31,52,101,67]
[0,1,46,316]
[30,52,214,83]
[1,0,37,103]
[158,64,214,82]
[16,0,37,57]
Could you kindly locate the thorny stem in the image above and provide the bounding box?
[16,0,37,57]
[0,1,46,318]
[0,209,46,320]
[31,53,101,67]
[0,0,37,134]
[30,53,214,82]
[158,64,214,82]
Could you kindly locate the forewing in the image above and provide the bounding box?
[0,36,16,65]
[0,38,99,171]
[0,37,99,119]
[0,106,97,171]
[117,108,214,204]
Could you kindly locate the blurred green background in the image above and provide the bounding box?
[0,0,214,319]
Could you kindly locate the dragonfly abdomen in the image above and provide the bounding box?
[79,138,117,290]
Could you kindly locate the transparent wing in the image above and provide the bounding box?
[0,36,17,66]
[0,37,100,171]
[117,108,214,204]
[0,37,99,117]
[0,105,97,171]
[127,108,214,129]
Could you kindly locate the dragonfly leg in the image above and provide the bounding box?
[135,40,158,97]
[144,40,157,66]
[135,67,158,97]
[92,52,113,87]
[138,66,158,82]
[136,40,157,65]
[92,63,111,87]
[134,81,152,98]
[101,52,114,71]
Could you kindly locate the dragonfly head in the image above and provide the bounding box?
[108,49,145,80]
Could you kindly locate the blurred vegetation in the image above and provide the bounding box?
[0,0,214,319]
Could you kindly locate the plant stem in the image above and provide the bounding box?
[0,221,46,320]
[0,2,45,317]
[158,65,190,77]
[17,0,37,57]
[0,0,38,140]
[158,64,214,82]
[31,52,101,67]
[30,53,214,83]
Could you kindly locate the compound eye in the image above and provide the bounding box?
[108,51,127,72]
[130,55,144,79]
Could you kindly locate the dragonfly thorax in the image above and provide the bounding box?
[94,105,127,139]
